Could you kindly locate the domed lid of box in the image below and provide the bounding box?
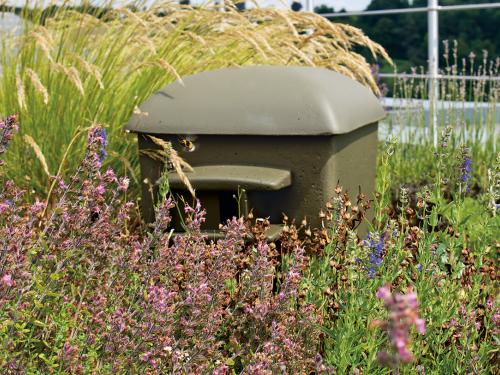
[126,65,385,135]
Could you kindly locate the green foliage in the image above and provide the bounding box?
[301,148,498,372]
[319,0,500,69]
[299,52,498,372]
[0,3,498,373]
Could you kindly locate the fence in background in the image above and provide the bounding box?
[318,1,500,84]
[316,1,500,143]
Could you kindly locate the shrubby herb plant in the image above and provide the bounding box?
[0,6,498,374]
[1,78,499,374]
[0,117,321,373]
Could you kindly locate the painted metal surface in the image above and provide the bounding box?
[129,66,383,234]
[126,66,385,136]
[168,165,292,191]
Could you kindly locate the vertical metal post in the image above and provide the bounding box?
[428,0,439,146]
[217,0,225,12]
[304,0,314,12]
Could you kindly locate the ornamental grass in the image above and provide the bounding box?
[0,1,390,199]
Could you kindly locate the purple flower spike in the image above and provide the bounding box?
[0,115,19,164]
[459,147,472,192]
[365,232,385,278]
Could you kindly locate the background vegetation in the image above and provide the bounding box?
[0,1,498,373]
[315,0,500,73]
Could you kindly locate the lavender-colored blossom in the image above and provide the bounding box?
[365,232,385,278]
[370,64,389,97]
[94,127,107,162]
[117,176,129,192]
[461,157,472,182]
[0,115,19,164]
[1,273,13,287]
[86,126,108,169]
[0,120,322,373]
[374,285,426,366]
[0,202,10,214]
[460,147,472,191]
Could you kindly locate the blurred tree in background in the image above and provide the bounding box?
[315,0,500,71]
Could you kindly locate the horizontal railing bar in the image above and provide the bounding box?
[320,7,428,17]
[378,73,500,82]
[439,3,500,11]
[320,2,500,18]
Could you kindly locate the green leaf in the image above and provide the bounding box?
[458,214,473,227]
[430,207,439,227]
[33,320,47,328]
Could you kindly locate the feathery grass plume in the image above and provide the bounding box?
[23,134,51,177]
[148,135,195,197]
[15,74,26,110]
[185,31,211,49]
[70,55,104,90]
[118,7,149,29]
[283,41,316,66]
[25,68,49,104]
[234,29,269,59]
[56,65,85,96]
[136,34,157,55]
[27,29,54,63]
[154,59,184,85]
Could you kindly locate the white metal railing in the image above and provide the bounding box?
[313,1,500,145]
[317,1,500,84]
[378,73,500,82]
[318,2,500,17]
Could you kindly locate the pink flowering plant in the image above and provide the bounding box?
[371,285,426,367]
[0,116,321,373]
[1,104,499,374]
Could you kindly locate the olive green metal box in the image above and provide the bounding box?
[126,66,385,233]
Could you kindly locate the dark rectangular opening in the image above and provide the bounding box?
[170,190,241,232]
